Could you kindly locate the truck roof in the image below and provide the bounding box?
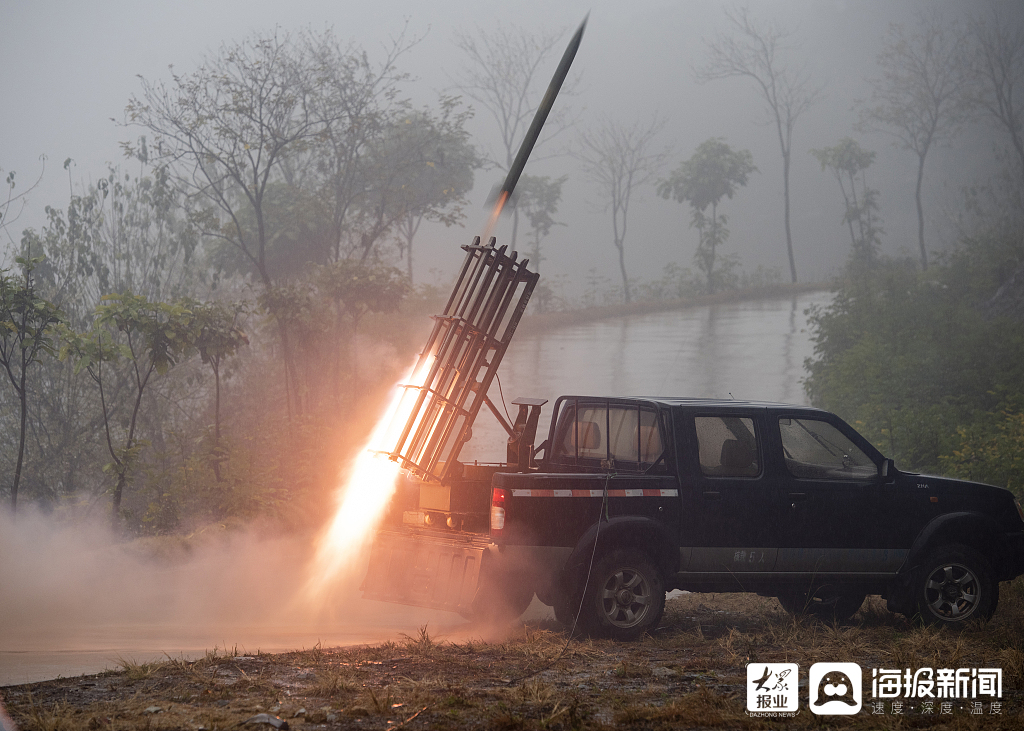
[557,395,827,412]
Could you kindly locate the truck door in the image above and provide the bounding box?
[685,411,779,573]
[770,414,905,573]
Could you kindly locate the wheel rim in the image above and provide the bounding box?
[599,567,652,628]
[924,562,981,621]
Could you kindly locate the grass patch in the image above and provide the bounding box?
[5,582,1024,730]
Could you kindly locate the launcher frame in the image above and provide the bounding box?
[388,237,538,483]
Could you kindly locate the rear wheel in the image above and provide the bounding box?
[915,545,997,626]
[777,584,866,622]
[580,549,665,640]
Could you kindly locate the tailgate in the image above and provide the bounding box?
[361,528,490,614]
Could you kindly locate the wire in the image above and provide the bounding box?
[494,371,514,425]
[506,470,614,685]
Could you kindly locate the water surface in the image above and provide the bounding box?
[462,290,831,463]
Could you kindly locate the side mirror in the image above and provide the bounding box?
[879,458,896,484]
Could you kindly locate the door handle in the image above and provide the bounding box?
[788,492,807,501]
[702,491,721,500]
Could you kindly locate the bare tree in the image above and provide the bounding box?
[126,30,322,293]
[969,3,1024,186]
[1,159,45,254]
[451,23,577,247]
[695,8,821,283]
[575,117,668,304]
[126,30,323,417]
[298,28,415,263]
[861,13,969,270]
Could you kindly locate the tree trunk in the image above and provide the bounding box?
[111,359,151,531]
[844,173,859,251]
[276,317,301,418]
[405,213,415,282]
[783,151,797,283]
[111,470,128,530]
[915,152,928,270]
[212,358,224,482]
[11,353,28,514]
[708,203,718,295]
[617,241,631,304]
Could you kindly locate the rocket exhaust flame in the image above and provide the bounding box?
[304,358,434,600]
[305,16,586,604]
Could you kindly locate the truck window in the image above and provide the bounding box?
[576,406,608,459]
[695,416,760,477]
[778,417,876,479]
[553,401,664,469]
[638,408,663,463]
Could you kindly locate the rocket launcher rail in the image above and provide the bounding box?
[387,236,537,483]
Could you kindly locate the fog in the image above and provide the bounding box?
[0,507,480,685]
[2,0,1021,689]
[2,0,1017,290]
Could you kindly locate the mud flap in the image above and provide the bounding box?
[361,529,489,615]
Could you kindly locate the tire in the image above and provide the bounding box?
[777,584,866,622]
[915,545,997,626]
[580,549,665,640]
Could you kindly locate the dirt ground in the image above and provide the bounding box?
[3,587,1024,730]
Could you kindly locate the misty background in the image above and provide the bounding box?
[2,0,1010,289]
[2,0,1022,559]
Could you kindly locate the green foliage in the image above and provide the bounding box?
[805,250,1024,478]
[659,138,756,293]
[658,138,757,211]
[0,256,65,511]
[810,138,882,268]
[940,409,1024,497]
[190,301,248,372]
[516,174,567,274]
[60,292,203,526]
[136,430,285,534]
[384,99,479,276]
[313,259,411,327]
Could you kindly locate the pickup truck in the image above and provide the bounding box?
[363,394,1024,639]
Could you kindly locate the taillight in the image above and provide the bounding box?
[490,487,507,537]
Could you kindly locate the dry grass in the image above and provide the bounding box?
[4,582,1024,730]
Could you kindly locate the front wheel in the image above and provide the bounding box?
[580,549,665,640]
[916,545,997,626]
